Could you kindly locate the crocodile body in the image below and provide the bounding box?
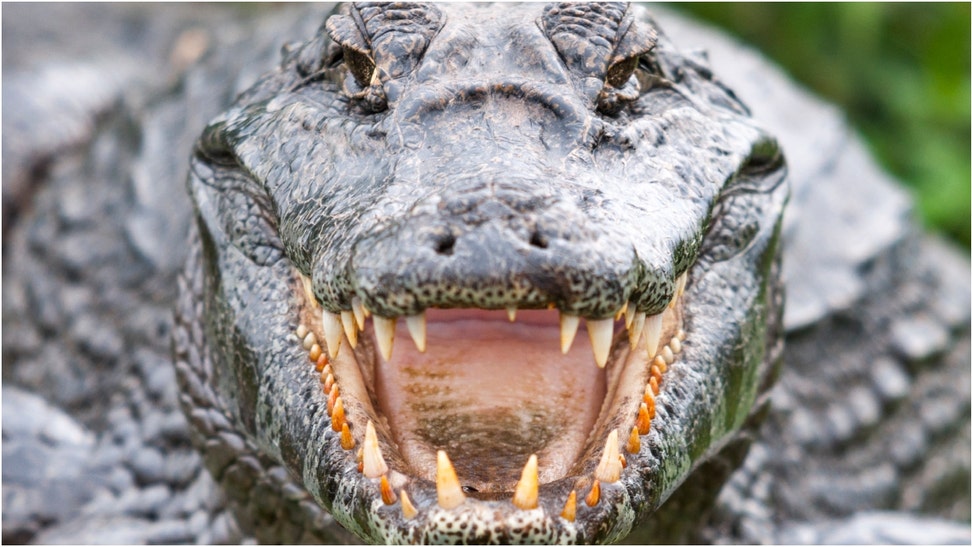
[2,4,969,544]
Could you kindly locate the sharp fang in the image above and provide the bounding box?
[380,475,397,505]
[643,312,663,359]
[405,313,427,352]
[340,422,355,450]
[507,306,517,322]
[594,429,622,483]
[628,312,645,347]
[351,297,366,330]
[373,316,396,362]
[561,490,577,522]
[322,311,344,358]
[331,397,346,432]
[588,317,614,368]
[400,489,418,520]
[363,420,389,478]
[436,451,465,509]
[560,313,580,354]
[585,480,600,507]
[300,273,317,309]
[615,302,628,321]
[341,311,358,348]
[637,402,651,435]
[512,454,539,510]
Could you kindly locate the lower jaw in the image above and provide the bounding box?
[290,279,685,534]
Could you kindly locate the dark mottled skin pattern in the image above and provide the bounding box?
[2,3,969,544]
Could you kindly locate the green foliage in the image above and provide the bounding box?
[670,3,971,248]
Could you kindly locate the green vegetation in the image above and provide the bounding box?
[670,3,971,248]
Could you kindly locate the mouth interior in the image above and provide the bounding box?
[374,309,608,493]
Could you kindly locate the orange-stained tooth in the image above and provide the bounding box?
[362,420,389,478]
[650,364,662,380]
[595,429,622,483]
[315,353,328,372]
[322,364,332,378]
[585,480,600,507]
[436,451,465,509]
[323,373,335,394]
[653,355,668,373]
[644,390,656,419]
[649,376,660,395]
[637,402,651,435]
[380,475,397,505]
[340,422,355,450]
[512,454,539,510]
[327,384,339,414]
[400,490,418,519]
[561,490,577,522]
[619,453,627,468]
[627,426,641,453]
[331,397,346,432]
[309,343,322,363]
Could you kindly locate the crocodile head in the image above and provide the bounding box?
[186,2,788,543]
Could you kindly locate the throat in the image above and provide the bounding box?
[374,309,607,493]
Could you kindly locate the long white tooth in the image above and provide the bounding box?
[300,273,318,309]
[507,306,517,322]
[362,420,389,478]
[643,312,663,359]
[624,302,635,329]
[322,311,344,358]
[373,316,396,362]
[594,429,622,483]
[587,317,613,368]
[405,313,426,352]
[628,312,645,347]
[560,313,580,354]
[351,297,366,330]
[341,311,358,348]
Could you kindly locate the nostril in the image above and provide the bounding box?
[434,234,456,256]
[529,230,548,249]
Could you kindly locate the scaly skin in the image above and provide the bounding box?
[3,3,968,544]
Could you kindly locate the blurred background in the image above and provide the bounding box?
[670,3,971,249]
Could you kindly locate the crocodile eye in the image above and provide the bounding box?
[342,46,376,89]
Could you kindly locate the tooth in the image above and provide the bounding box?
[331,397,346,432]
[323,373,335,394]
[637,402,651,434]
[507,306,517,322]
[315,353,328,372]
[380,475,397,505]
[676,272,687,298]
[594,429,622,483]
[351,297,366,330]
[626,426,641,453]
[400,489,418,519]
[322,311,344,358]
[561,490,577,522]
[340,422,355,450]
[628,312,645,347]
[585,480,600,507]
[670,337,682,354]
[653,354,668,374]
[512,454,539,510]
[435,450,465,509]
[302,331,317,351]
[405,313,426,352]
[560,313,580,354]
[341,311,358,348]
[677,328,686,341]
[327,384,339,415]
[662,345,674,364]
[363,420,389,478]
[296,324,309,339]
[649,376,660,395]
[373,316,396,361]
[308,344,322,363]
[643,313,663,359]
[644,389,656,419]
[300,273,317,308]
[615,302,627,322]
[587,317,613,368]
[624,304,635,329]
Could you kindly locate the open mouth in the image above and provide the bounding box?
[291,270,687,524]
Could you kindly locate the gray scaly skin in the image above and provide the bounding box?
[2,3,969,544]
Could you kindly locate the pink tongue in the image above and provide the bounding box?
[375,310,606,493]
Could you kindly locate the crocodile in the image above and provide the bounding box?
[2,3,969,544]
